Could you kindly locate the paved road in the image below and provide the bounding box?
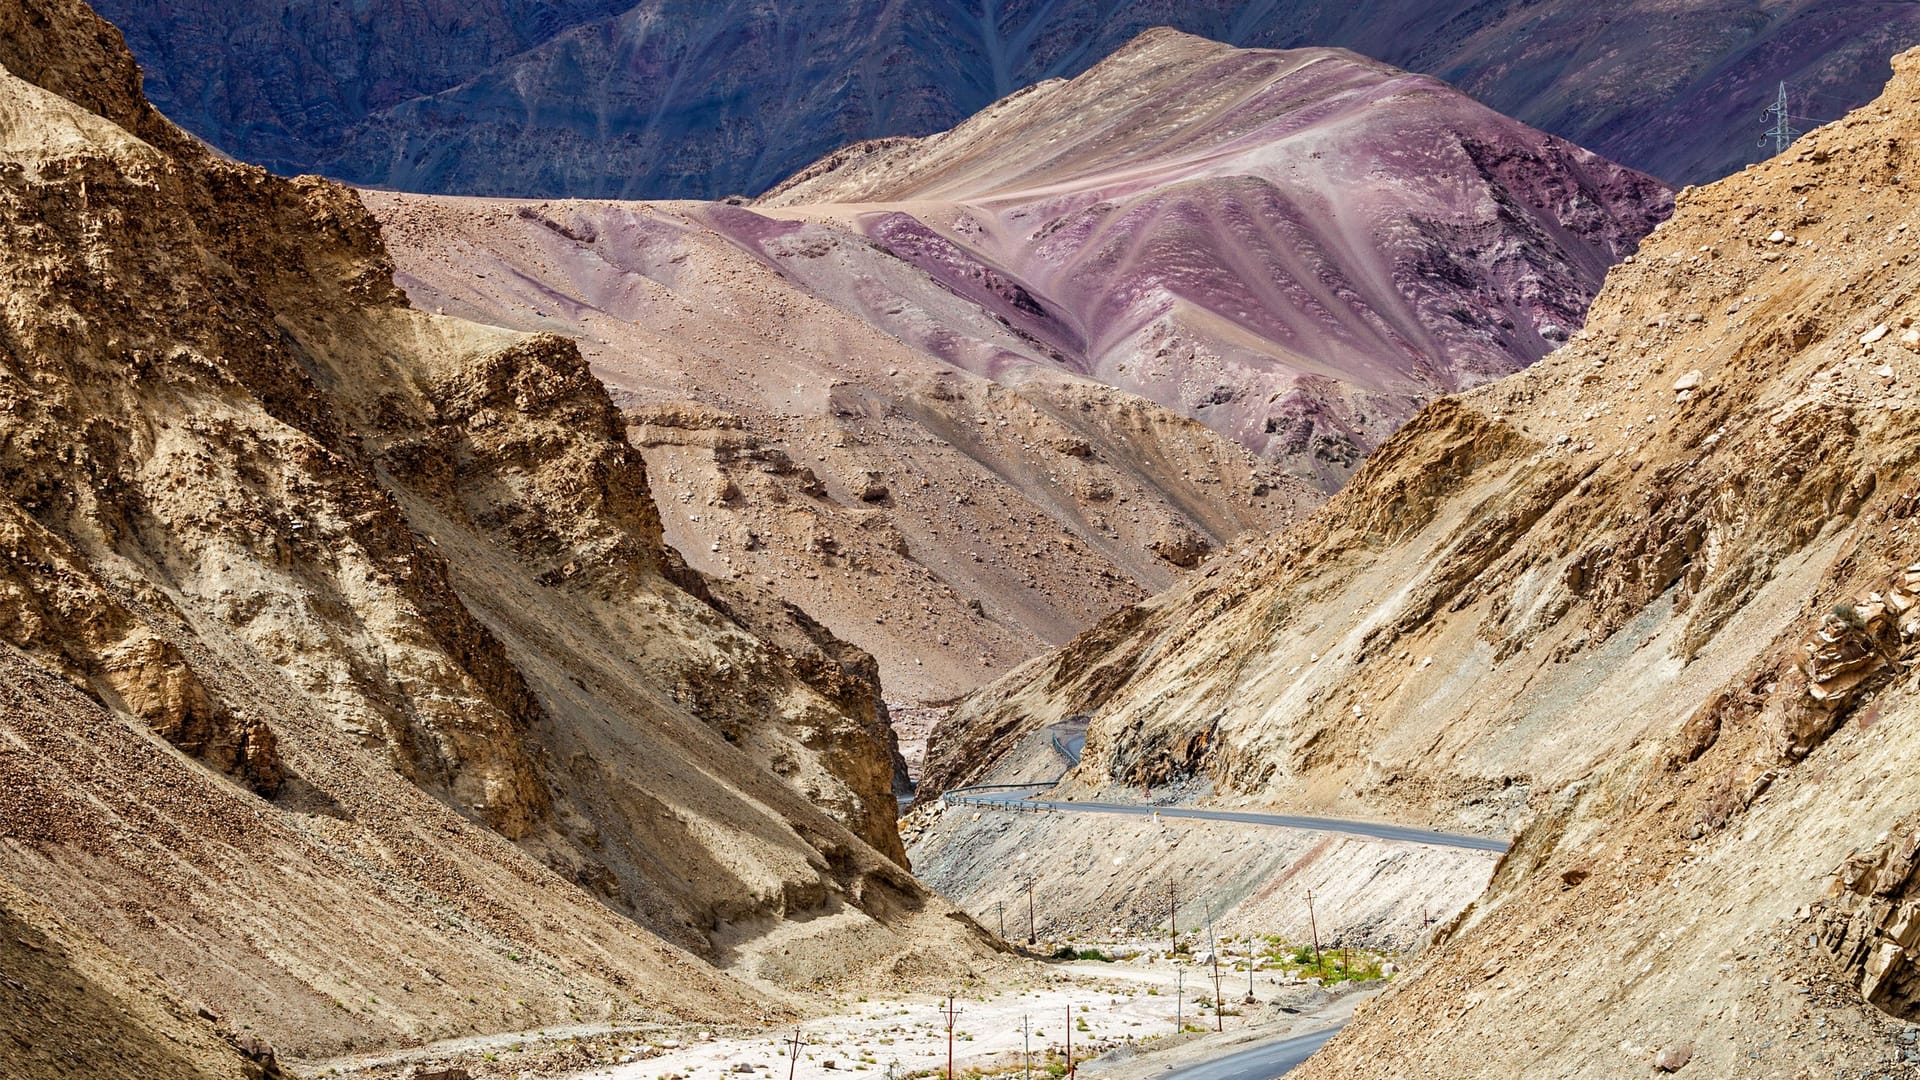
[1159,1025,1345,1080]
[946,791,1508,854]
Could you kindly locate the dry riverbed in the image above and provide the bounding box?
[304,952,1372,1080]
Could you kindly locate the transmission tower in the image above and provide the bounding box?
[1761,81,1802,155]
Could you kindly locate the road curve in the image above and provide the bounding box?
[946,791,1508,854]
[1158,1025,1345,1080]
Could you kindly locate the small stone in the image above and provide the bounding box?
[1769,230,1788,244]
[1863,323,1892,345]
[1672,370,1704,393]
[734,1064,757,1073]
[1653,1042,1694,1071]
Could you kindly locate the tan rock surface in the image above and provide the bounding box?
[0,0,995,1061]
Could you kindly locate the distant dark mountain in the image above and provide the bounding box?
[93,1,1920,198]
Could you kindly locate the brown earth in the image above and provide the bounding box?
[365,190,1319,709]
[928,44,1920,1078]
[0,0,1000,1067]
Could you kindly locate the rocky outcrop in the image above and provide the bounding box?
[0,0,987,1059]
[88,0,1920,198]
[1818,823,1920,1018]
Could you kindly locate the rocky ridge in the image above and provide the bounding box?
[87,0,1920,198]
[0,0,992,1065]
[926,44,1920,1076]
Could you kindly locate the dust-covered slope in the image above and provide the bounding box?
[0,0,990,1061]
[368,188,1319,707]
[0,877,286,1080]
[759,32,1670,492]
[932,44,1920,1077]
[366,33,1664,703]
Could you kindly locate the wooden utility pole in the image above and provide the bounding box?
[997,901,1006,940]
[1023,1014,1031,1080]
[1065,1005,1074,1080]
[1306,890,1323,980]
[787,1029,805,1080]
[1026,883,1036,946]
[945,994,956,1080]
[1175,967,1183,1031]
[1168,883,1178,955]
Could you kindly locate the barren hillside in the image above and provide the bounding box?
[928,43,1920,1078]
[371,34,1666,703]
[370,190,1317,706]
[0,0,994,1067]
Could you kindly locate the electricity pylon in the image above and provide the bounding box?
[1762,81,1802,155]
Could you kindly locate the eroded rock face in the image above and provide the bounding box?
[0,0,987,1055]
[1819,824,1920,1017]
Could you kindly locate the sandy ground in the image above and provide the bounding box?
[304,952,1368,1080]
[573,956,1362,1080]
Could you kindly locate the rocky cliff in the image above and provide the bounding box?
[930,43,1920,1077]
[88,0,1920,198]
[0,0,990,1063]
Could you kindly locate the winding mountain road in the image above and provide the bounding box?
[945,790,1509,853]
[1160,1025,1347,1080]
[942,721,1505,854]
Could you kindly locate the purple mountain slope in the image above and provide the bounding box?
[756,32,1672,487]
[89,0,1920,198]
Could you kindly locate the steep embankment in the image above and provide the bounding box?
[933,44,1920,1077]
[88,0,1920,197]
[0,0,991,1067]
[371,34,1665,702]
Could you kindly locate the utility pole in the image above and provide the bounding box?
[1207,916,1222,1032]
[1245,938,1256,1003]
[1065,1005,1074,1080]
[1762,80,1802,155]
[1168,883,1178,956]
[945,994,956,1080]
[1306,890,1323,981]
[787,1029,806,1080]
[1023,1014,1031,1080]
[997,901,1006,940]
[1175,967,1184,1031]
[1026,882,1036,946]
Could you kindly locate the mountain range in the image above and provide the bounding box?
[922,41,1920,1076]
[92,0,1920,199]
[365,30,1668,703]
